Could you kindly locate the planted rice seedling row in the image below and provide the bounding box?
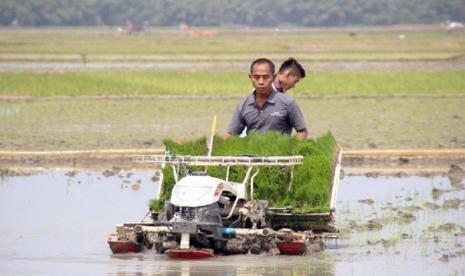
[1,70,464,97]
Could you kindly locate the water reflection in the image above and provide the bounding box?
[107,252,336,275]
[0,171,464,275]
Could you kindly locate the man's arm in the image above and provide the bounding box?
[288,99,308,140]
[225,99,246,138]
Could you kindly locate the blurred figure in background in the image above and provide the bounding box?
[272,58,306,93]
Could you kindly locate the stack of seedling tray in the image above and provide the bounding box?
[150,131,341,233]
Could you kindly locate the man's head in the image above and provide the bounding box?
[249,58,275,96]
[276,58,306,91]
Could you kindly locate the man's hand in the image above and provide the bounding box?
[295,129,308,140]
[223,132,233,139]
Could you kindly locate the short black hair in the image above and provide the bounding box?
[250,58,275,75]
[279,58,306,78]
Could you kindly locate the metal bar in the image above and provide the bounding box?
[157,167,164,200]
[223,166,253,220]
[250,168,259,200]
[134,155,304,166]
[171,165,178,183]
[330,147,343,211]
[205,115,217,173]
[225,166,230,181]
[207,115,217,158]
[180,233,190,249]
[137,225,170,233]
[288,166,294,192]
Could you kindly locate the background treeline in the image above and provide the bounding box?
[1,0,465,27]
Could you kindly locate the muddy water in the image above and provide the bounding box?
[0,171,464,275]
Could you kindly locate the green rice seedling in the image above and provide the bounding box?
[0,168,11,179]
[1,70,464,97]
[2,29,464,62]
[149,131,338,214]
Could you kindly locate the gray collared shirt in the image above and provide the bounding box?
[228,90,307,135]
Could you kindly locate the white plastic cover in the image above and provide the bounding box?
[170,175,224,207]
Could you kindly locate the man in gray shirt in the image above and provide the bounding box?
[225,58,308,140]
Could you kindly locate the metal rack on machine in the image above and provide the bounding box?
[134,154,304,167]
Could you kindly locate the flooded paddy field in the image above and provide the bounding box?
[0,169,464,275]
[1,26,464,64]
[1,96,465,151]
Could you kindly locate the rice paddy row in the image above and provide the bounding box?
[1,28,464,62]
[1,70,464,97]
[1,97,464,151]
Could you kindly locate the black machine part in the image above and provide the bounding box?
[161,202,224,237]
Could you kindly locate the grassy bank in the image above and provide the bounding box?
[1,70,465,96]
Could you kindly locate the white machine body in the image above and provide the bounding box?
[170,175,246,207]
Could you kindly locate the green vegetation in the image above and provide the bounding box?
[2,97,465,151]
[292,70,465,95]
[150,132,337,213]
[0,72,249,96]
[0,26,463,153]
[1,30,464,62]
[0,168,11,179]
[1,70,464,97]
[1,0,464,27]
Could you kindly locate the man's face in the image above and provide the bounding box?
[280,70,301,91]
[249,63,274,96]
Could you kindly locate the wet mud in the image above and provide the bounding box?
[1,97,465,151]
[336,174,465,275]
[1,60,465,73]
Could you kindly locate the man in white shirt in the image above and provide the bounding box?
[272,58,306,93]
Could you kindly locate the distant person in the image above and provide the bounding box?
[272,58,306,93]
[225,58,308,140]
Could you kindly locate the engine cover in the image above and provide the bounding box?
[170,175,225,207]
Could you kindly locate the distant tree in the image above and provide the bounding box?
[0,0,464,26]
